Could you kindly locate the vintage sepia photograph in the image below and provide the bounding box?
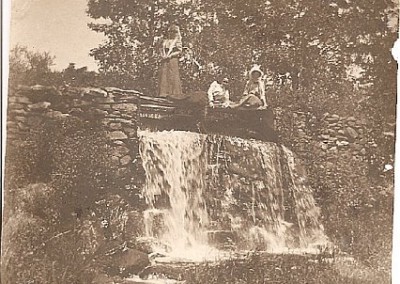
[1,0,398,283]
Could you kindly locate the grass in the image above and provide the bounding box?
[180,252,391,284]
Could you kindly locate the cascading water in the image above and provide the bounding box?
[139,130,215,261]
[138,130,328,261]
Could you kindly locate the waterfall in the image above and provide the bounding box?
[138,130,328,260]
[139,130,214,260]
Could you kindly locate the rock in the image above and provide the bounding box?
[360,148,367,155]
[7,121,18,129]
[110,110,122,116]
[329,146,338,153]
[112,103,138,112]
[384,131,395,138]
[108,131,128,140]
[125,211,145,238]
[72,99,91,107]
[138,265,187,281]
[338,130,345,135]
[8,103,25,110]
[124,127,137,138]
[336,140,349,147]
[25,116,44,127]
[321,143,329,150]
[9,109,27,115]
[326,162,335,169]
[111,146,130,157]
[112,248,150,277]
[109,122,122,130]
[116,167,130,178]
[347,121,356,127]
[93,96,115,103]
[113,140,125,146]
[297,130,306,138]
[29,101,51,110]
[45,110,69,119]
[17,122,29,131]
[326,114,340,121]
[344,127,358,141]
[359,138,367,145]
[14,96,31,104]
[207,230,235,249]
[347,116,356,121]
[100,104,112,110]
[82,87,108,97]
[14,116,26,123]
[69,107,83,115]
[321,134,331,140]
[135,237,171,254]
[111,155,120,167]
[92,109,109,116]
[120,155,132,166]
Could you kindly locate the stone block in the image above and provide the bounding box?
[9,109,27,115]
[29,101,51,110]
[98,104,112,110]
[109,122,122,130]
[120,155,132,166]
[326,114,340,121]
[8,103,25,110]
[116,167,130,178]
[108,131,128,140]
[91,109,109,116]
[45,111,69,119]
[109,110,121,116]
[17,122,29,131]
[123,127,137,138]
[347,121,356,127]
[111,145,130,157]
[25,116,44,127]
[113,140,125,146]
[14,96,31,104]
[112,103,137,112]
[336,140,350,147]
[344,127,358,141]
[14,116,27,123]
[7,121,18,129]
[111,155,120,167]
[93,96,115,104]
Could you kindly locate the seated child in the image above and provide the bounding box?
[207,77,231,108]
[232,65,268,109]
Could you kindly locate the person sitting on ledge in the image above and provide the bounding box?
[231,65,268,109]
[207,76,231,108]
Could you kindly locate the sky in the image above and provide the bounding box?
[9,0,106,71]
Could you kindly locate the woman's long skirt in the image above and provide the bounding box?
[158,57,184,99]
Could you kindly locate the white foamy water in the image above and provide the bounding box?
[139,130,214,261]
[138,130,329,261]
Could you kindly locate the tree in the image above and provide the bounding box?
[8,45,59,88]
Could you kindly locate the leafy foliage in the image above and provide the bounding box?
[8,45,60,88]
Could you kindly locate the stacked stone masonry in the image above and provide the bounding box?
[7,85,143,190]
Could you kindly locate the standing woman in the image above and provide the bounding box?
[158,24,184,99]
